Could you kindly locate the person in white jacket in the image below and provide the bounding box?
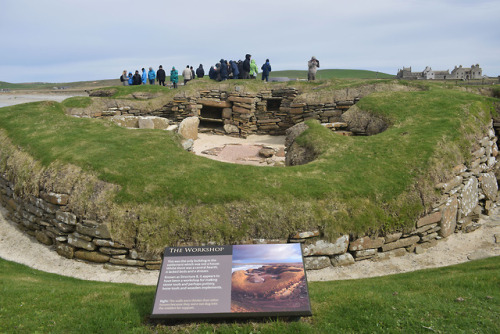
[182,65,192,85]
[308,56,320,81]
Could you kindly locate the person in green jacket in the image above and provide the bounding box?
[170,67,179,89]
[249,59,258,79]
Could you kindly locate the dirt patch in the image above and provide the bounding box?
[193,133,286,166]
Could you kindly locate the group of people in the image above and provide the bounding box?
[119,56,319,87]
[207,54,272,82]
[119,64,205,88]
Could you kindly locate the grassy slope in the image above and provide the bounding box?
[0,256,498,333]
[0,81,495,246]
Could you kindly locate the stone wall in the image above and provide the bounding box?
[0,122,498,271]
[297,125,499,270]
[88,88,359,137]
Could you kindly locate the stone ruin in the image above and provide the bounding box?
[90,88,365,138]
[2,85,497,272]
[85,87,389,166]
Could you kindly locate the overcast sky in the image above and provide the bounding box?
[1,0,499,83]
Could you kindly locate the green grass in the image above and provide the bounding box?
[0,70,391,91]
[0,81,496,248]
[271,69,394,80]
[0,256,498,333]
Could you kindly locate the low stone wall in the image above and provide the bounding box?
[0,121,498,271]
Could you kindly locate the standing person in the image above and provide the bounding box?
[261,59,271,82]
[219,59,228,81]
[182,65,192,85]
[196,64,205,78]
[127,72,133,85]
[141,68,147,85]
[170,66,179,88]
[307,56,320,81]
[120,70,128,86]
[249,59,258,79]
[208,65,216,80]
[237,60,243,79]
[241,54,251,79]
[148,67,156,85]
[190,66,195,80]
[133,70,142,85]
[229,60,239,79]
[157,65,166,86]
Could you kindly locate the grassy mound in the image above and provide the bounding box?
[0,79,497,250]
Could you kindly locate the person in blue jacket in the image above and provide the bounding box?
[229,60,239,79]
[219,59,228,81]
[127,72,133,85]
[261,59,272,82]
[148,67,156,85]
[141,68,147,85]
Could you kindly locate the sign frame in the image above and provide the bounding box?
[151,244,312,320]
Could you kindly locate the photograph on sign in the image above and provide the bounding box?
[151,244,311,319]
[231,244,311,313]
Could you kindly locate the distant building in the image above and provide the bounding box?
[397,64,483,80]
[449,64,482,80]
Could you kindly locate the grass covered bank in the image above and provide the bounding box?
[0,80,497,250]
[0,256,498,333]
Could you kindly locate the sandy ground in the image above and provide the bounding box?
[192,133,286,166]
[1,202,498,286]
[0,91,87,108]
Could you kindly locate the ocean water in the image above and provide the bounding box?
[231,264,264,273]
[0,94,85,108]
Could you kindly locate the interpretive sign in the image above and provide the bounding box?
[151,243,312,319]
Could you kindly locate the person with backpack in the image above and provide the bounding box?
[261,59,272,82]
[157,65,166,86]
[120,70,128,86]
[249,59,258,79]
[148,67,156,85]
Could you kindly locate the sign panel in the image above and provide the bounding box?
[151,244,312,319]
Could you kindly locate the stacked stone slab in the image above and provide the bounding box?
[75,88,360,138]
[0,178,162,270]
[284,123,500,270]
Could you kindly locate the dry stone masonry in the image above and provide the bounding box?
[83,88,360,138]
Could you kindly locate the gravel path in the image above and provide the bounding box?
[1,203,498,286]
